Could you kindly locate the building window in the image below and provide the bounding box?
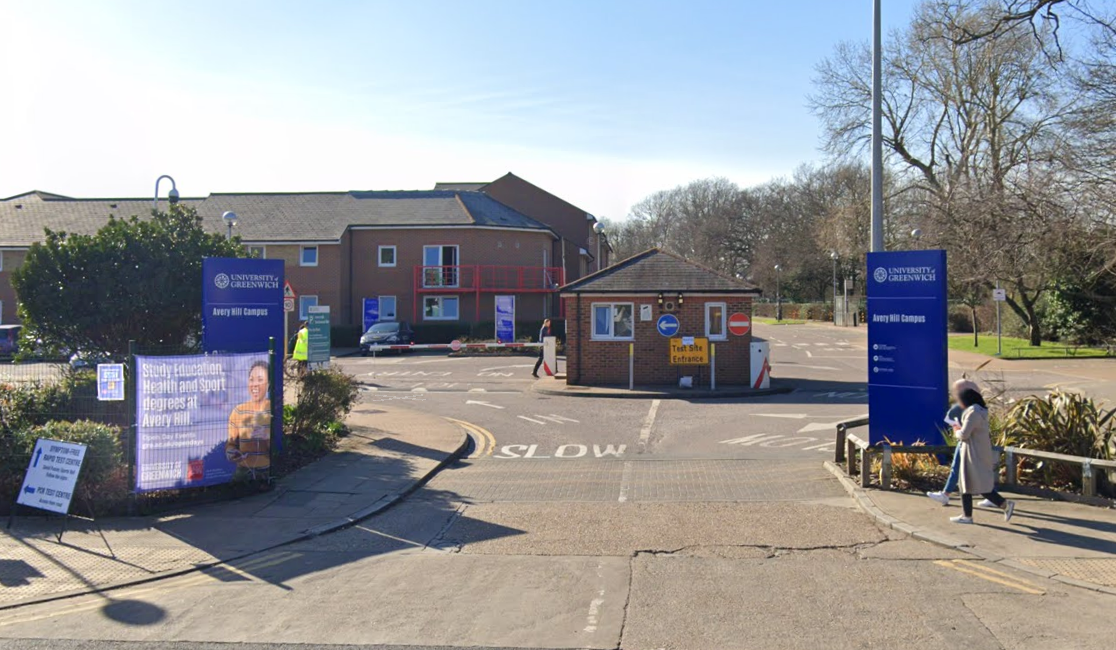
[423,296,459,321]
[299,295,318,320]
[300,246,319,267]
[379,296,397,320]
[591,303,634,340]
[245,245,265,258]
[706,302,727,340]
[0,251,4,272]
[378,245,397,268]
[422,245,459,287]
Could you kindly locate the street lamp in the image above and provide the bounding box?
[222,211,238,241]
[870,0,884,252]
[774,264,783,322]
[592,221,605,271]
[910,228,922,249]
[830,251,839,326]
[153,175,179,210]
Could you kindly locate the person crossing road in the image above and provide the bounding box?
[532,318,552,378]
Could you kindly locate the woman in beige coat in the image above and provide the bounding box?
[952,389,1016,525]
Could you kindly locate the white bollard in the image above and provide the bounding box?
[543,336,557,376]
[750,341,771,389]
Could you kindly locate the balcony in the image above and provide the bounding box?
[414,265,565,293]
[412,265,566,321]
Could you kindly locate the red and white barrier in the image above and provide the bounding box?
[364,340,542,353]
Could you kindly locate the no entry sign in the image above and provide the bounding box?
[728,312,751,336]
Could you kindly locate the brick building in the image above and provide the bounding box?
[0,175,610,340]
[561,249,761,387]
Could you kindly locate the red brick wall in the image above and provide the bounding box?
[562,295,753,387]
[349,228,555,325]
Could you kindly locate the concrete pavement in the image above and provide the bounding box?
[0,403,467,609]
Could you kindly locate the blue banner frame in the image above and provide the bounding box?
[867,250,949,446]
[495,295,515,343]
[363,298,379,334]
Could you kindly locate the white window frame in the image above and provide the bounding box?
[705,302,727,341]
[378,245,397,268]
[0,251,4,272]
[245,245,266,259]
[423,296,459,321]
[379,295,397,321]
[299,295,319,320]
[422,245,460,288]
[300,246,319,267]
[591,302,635,341]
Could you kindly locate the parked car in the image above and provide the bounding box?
[360,322,414,355]
[0,325,20,358]
[69,350,111,369]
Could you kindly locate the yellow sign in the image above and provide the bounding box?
[670,337,709,365]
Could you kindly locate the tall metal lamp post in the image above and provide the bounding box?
[592,222,606,271]
[222,211,238,241]
[153,175,179,210]
[774,264,783,322]
[830,251,839,325]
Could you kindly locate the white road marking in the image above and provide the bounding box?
[618,461,633,502]
[638,399,661,453]
[466,400,504,409]
[805,350,813,357]
[468,388,487,393]
[494,444,627,459]
[719,433,835,453]
[411,387,428,393]
[584,590,606,633]
[480,364,534,372]
[518,415,547,425]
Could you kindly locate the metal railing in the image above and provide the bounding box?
[834,417,1115,496]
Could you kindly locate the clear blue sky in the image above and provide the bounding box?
[0,0,921,218]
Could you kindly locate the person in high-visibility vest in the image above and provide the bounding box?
[292,321,309,370]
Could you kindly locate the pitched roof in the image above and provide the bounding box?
[433,182,487,191]
[560,248,760,294]
[0,190,553,246]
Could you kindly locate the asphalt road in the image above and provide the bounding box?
[1,324,1113,649]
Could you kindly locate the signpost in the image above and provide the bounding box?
[16,439,87,515]
[727,313,751,336]
[202,258,284,451]
[866,250,948,445]
[993,286,1006,356]
[656,314,680,337]
[307,305,331,368]
[363,298,380,334]
[669,337,709,365]
[495,295,515,343]
[96,364,125,401]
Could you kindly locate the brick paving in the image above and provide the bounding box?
[429,458,845,503]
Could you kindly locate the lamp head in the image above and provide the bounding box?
[168,188,180,204]
[222,211,239,227]
[592,222,604,235]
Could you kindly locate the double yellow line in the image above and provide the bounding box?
[445,418,497,458]
[934,559,1045,595]
[0,550,302,628]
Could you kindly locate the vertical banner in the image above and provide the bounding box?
[202,258,284,451]
[495,295,515,342]
[867,250,948,445]
[362,298,379,334]
[135,352,271,491]
[307,305,331,367]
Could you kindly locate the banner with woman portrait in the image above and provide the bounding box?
[135,352,272,492]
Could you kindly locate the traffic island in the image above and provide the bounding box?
[531,374,792,399]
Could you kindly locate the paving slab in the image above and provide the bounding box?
[0,403,467,609]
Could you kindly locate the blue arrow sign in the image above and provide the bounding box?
[23,485,35,495]
[656,314,680,337]
[32,448,41,468]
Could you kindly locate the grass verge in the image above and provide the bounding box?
[948,335,1109,359]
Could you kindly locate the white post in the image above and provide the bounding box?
[710,343,716,391]
[870,0,885,252]
[629,343,634,391]
[996,281,1003,356]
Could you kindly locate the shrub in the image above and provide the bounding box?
[1,420,127,514]
[1000,390,1115,489]
[284,368,361,456]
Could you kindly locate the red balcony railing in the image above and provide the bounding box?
[412,265,566,321]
